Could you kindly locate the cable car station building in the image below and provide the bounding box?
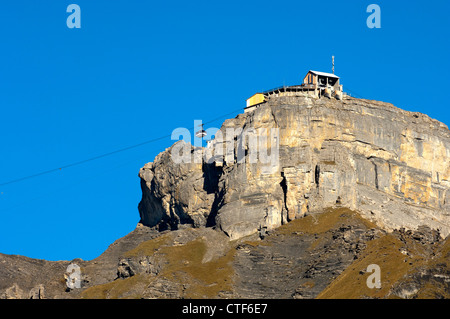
[245,70,344,113]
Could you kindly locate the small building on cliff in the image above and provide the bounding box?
[245,70,344,113]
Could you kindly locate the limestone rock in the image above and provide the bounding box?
[2,283,24,299]
[138,142,217,230]
[29,284,45,299]
[138,94,450,240]
[117,259,135,279]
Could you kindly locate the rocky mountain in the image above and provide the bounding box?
[1,94,450,299]
[139,94,450,238]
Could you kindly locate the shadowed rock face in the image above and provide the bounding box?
[138,95,450,240]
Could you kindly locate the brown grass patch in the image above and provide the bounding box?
[158,238,235,298]
[276,207,377,236]
[317,233,427,299]
[81,274,150,299]
[82,235,236,299]
[123,233,172,258]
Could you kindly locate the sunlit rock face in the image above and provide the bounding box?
[139,94,450,239]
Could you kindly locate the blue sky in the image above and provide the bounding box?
[0,0,449,261]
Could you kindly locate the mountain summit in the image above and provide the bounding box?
[2,93,450,299]
[138,93,450,240]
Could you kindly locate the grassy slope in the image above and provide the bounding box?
[317,223,450,299]
[275,207,377,236]
[80,207,449,299]
[317,233,427,298]
[409,237,450,299]
[81,233,236,299]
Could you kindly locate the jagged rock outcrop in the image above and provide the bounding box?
[138,146,218,229]
[138,94,450,240]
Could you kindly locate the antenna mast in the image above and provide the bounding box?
[332,55,335,74]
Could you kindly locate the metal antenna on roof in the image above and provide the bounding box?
[332,56,335,74]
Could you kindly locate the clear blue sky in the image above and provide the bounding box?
[0,0,449,261]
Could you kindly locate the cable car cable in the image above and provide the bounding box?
[0,106,244,187]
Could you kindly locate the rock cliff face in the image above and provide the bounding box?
[2,94,450,299]
[138,94,450,240]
